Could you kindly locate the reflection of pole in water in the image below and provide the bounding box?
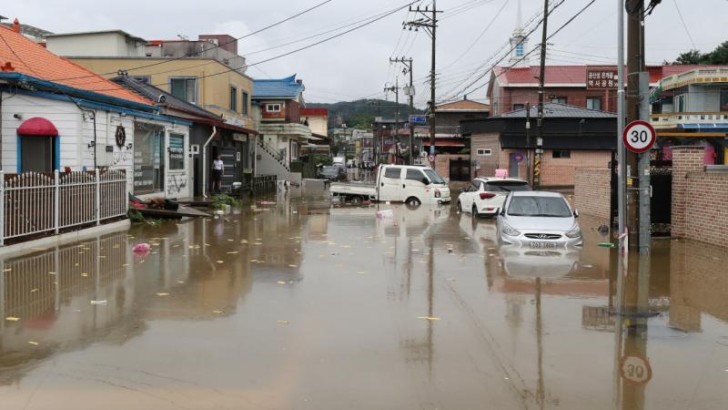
[535,277,545,409]
[427,235,435,377]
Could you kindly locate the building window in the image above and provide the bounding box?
[242,91,249,115]
[552,150,571,158]
[587,97,602,110]
[513,103,525,111]
[229,86,238,112]
[168,133,185,170]
[266,103,281,112]
[170,77,197,103]
[719,89,728,111]
[551,96,567,104]
[476,148,492,156]
[515,42,524,58]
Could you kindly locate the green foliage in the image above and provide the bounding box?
[308,99,424,129]
[212,193,240,210]
[127,208,145,223]
[671,42,728,65]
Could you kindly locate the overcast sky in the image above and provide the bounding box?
[3,0,726,108]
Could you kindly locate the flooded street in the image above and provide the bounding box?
[1,187,728,410]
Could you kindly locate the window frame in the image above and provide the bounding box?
[169,77,198,104]
[229,86,238,112]
[242,91,249,115]
[476,148,492,156]
[552,150,571,159]
[266,103,282,113]
[586,97,602,110]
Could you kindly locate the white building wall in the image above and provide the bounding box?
[686,85,721,112]
[1,92,191,198]
[306,116,327,136]
[46,32,146,57]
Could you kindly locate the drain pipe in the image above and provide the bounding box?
[202,126,217,198]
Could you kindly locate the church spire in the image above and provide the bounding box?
[508,0,529,67]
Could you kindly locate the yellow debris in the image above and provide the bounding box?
[5,316,20,322]
[276,281,286,285]
[156,292,169,297]
[28,341,39,346]
[277,320,289,325]
[417,316,441,321]
[81,272,89,277]
[216,260,224,264]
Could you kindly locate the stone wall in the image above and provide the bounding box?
[574,168,611,219]
[672,146,728,245]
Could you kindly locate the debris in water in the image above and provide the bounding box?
[417,316,441,321]
[277,320,289,325]
[156,292,169,297]
[5,316,20,322]
[90,300,107,305]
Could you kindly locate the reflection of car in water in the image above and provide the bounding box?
[318,165,347,182]
[375,204,450,238]
[498,246,580,279]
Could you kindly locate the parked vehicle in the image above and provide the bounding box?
[329,164,450,206]
[457,177,530,218]
[318,165,347,182]
[496,191,582,247]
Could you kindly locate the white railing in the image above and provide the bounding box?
[661,67,728,90]
[650,112,728,129]
[0,169,127,246]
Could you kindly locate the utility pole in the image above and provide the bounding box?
[404,1,442,168]
[525,102,532,185]
[535,0,549,187]
[391,57,415,164]
[384,80,401,164]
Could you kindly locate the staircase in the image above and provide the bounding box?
[256,140,297,183]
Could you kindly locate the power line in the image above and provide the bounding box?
[671,0,697,50]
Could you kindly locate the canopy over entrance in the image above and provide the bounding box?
[17,117,59,136]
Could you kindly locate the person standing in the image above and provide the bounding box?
[212,154,224,193]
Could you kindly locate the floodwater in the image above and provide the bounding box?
[1,186,727,409]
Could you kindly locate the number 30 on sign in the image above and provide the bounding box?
[620,355,652,385]
[622,120,656,154]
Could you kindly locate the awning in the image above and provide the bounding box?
[17,117,59,136]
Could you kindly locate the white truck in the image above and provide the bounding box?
[329,164,450,206]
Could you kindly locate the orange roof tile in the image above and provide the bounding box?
[0,24,151,106]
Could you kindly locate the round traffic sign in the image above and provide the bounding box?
[427,154,435,162]
[514,152,524,162]
[623,120,656,153]
[620,355,652,385]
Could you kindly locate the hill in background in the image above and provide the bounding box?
[308,99,424,131]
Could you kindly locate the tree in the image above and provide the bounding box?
[673,49,703,65]
[704,41,728,65]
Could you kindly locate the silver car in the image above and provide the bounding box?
[497,191,582,248]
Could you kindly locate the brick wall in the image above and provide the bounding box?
[471,133,501,177]
[574,168,611,219]
[539,151,611,186]
[672,146,728,245]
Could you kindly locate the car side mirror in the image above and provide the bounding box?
[499,207,506,216]
[573,209,579,218]
[422,177,429,185]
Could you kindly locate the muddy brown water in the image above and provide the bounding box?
[1,189,727,409]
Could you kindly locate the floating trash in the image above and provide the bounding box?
[417,316,441,321]
[5,316,20,322]
[90,300,108,305]
[277,320,289,325]
[156,292,169,297]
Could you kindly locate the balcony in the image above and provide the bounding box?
[660,68,728,91]
[651,112,728,130]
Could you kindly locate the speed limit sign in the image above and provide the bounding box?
[623,120,656,153]
[620,355,652,385]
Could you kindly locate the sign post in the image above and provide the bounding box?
[622,120,656,154]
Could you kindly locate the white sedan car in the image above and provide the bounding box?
[457,177,530,218]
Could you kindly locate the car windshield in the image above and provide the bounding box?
[485,181,531,192]
[423,168,446,185]
[506,196,572,217]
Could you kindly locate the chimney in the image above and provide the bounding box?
[12,18,20,33]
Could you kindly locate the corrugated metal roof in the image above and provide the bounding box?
[253,74,304,99]
[498,103,616,119]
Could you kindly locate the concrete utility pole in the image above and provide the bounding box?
[384,80,400,163]
[626,0,652,252]
[535,0,549,187]
[404,1,442,167]
[390,57,415,164]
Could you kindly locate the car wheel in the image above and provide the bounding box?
[457,201,463,213]
[405,197,421,207]
[472,205,479,218]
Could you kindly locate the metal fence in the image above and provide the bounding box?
[0,169,127,246]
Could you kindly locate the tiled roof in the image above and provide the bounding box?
[0,24,150,105]
[253,74,304,99]
[111,75,218,119]
[492,64,707,86]
[498,102,616,119]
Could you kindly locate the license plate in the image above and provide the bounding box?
[528,241,557,249]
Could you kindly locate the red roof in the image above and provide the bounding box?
[300,108,328,116]
[0,24,151,105]
[493,64,707,86]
